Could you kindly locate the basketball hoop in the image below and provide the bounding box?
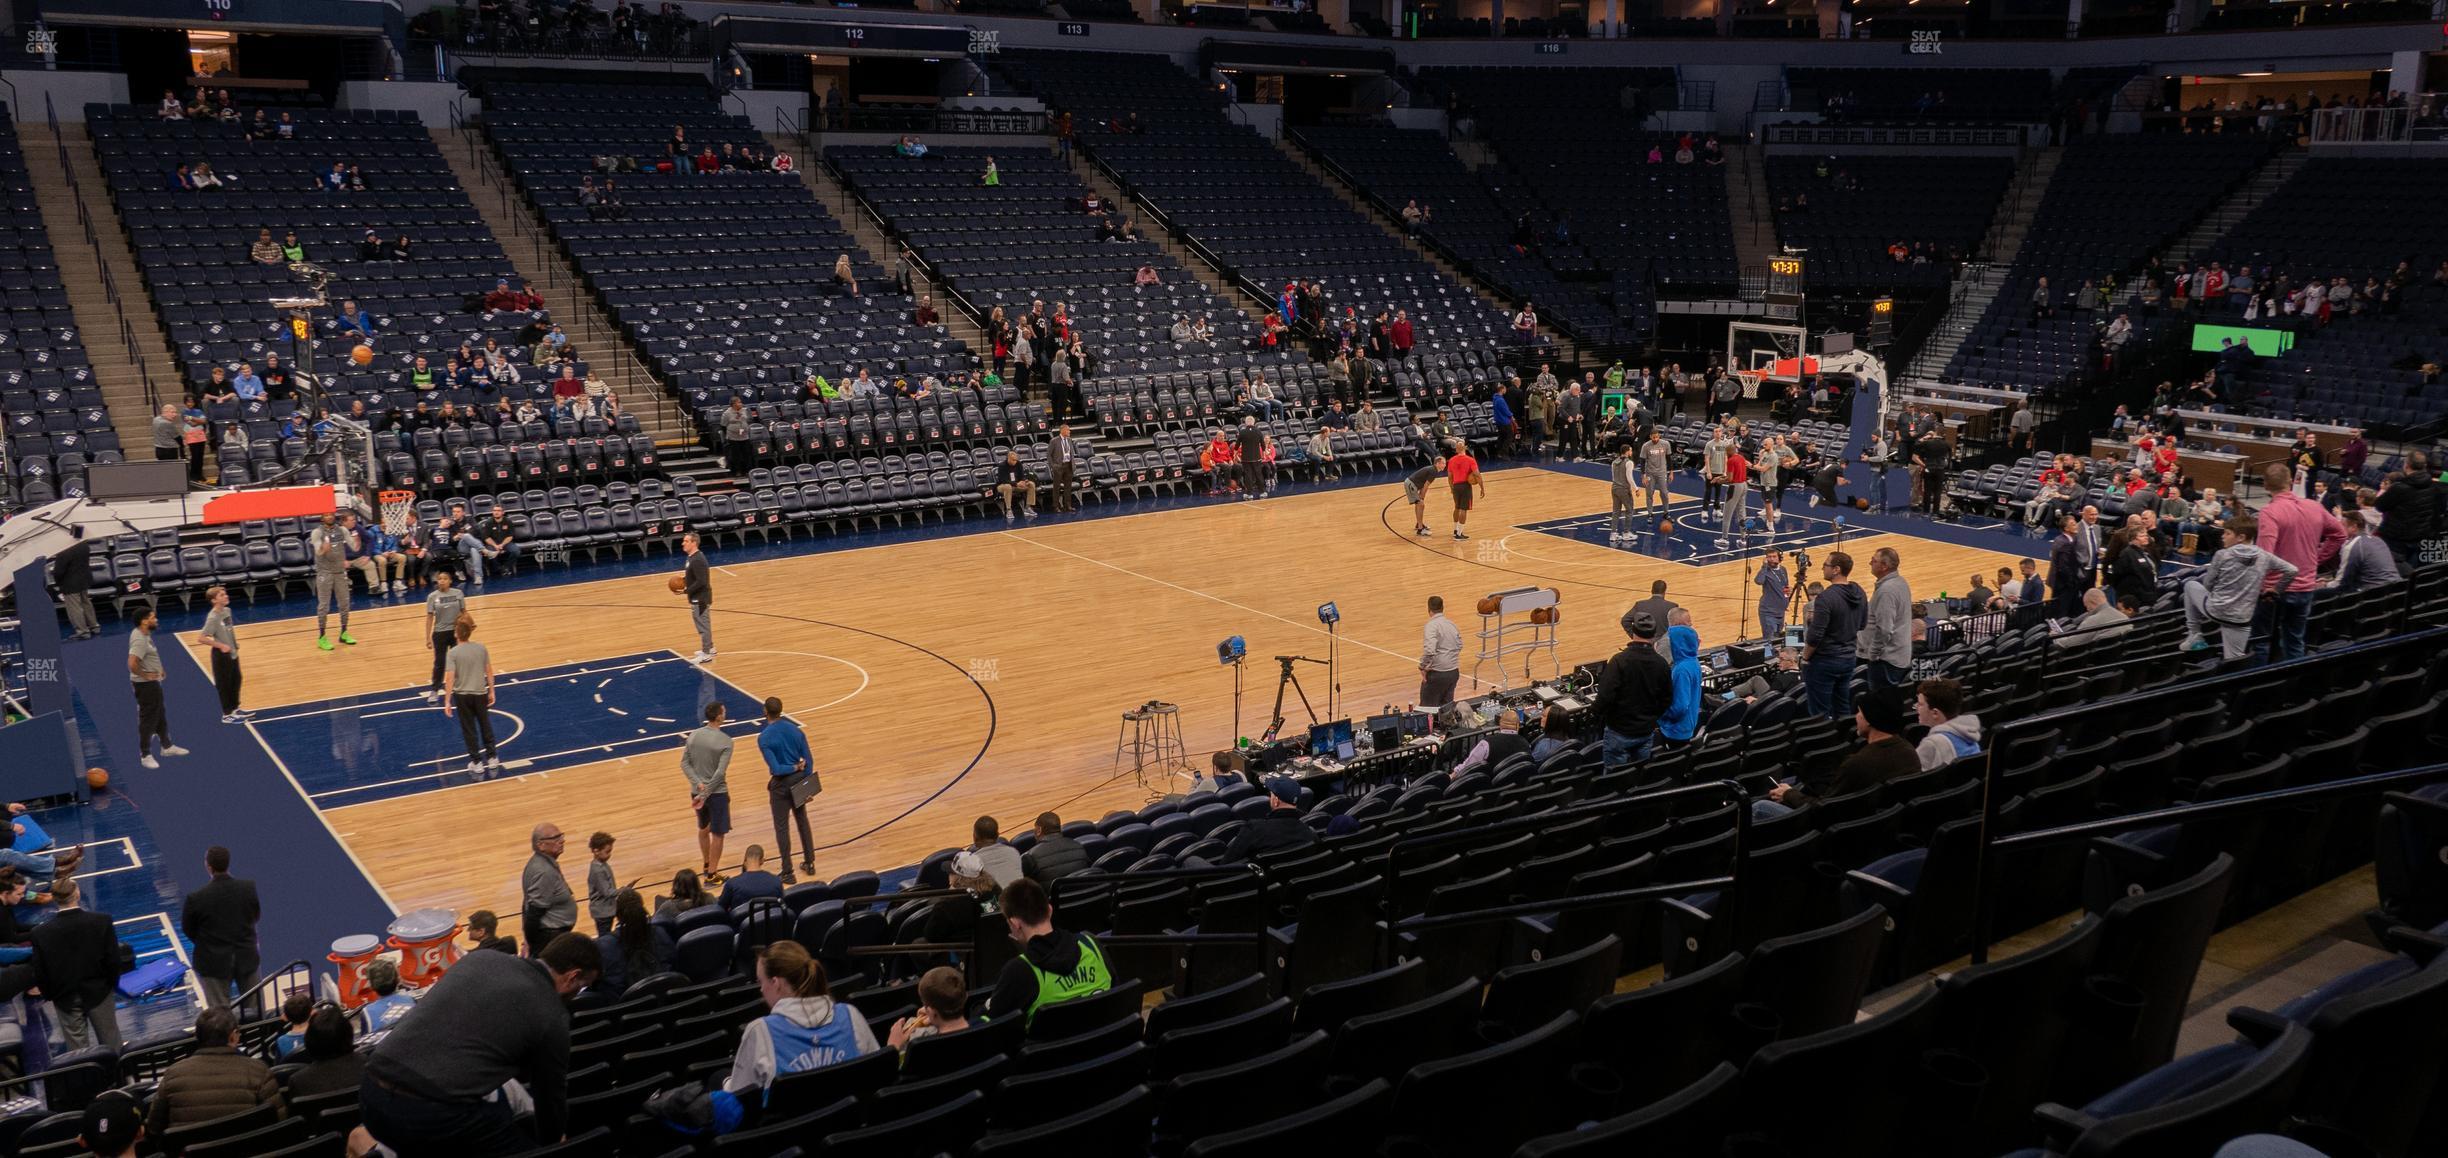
[378,489,417,536]
[1734,369,1767,400]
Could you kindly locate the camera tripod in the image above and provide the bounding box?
[1259,655,1328,743]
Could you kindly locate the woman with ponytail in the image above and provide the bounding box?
[721,939,878,1094]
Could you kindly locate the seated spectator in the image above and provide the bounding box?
[950,816,1025,895]
[348,164,367,191]
[2333,509,2402,592]
[832,253,859,297]
[359,958,418,1031]
[248,229,283,265]
[1453,708,1533,776]
[1401,199,1424,232]
[1170,316,1194,344]
[198,366,237,406]
[464,908,516,956]
[287,1004,366,1099]
[358,230,384,262]
[1912,678,1982,771]
[895,134,928,159]
[232,361,264,402]
[655,868,709,918]
[1020,812,1088,886]
[325,162,350,192]
[272,991,314,1058]
[1093,214,1122,244]
[191,161,225,189]
[145,1007,280,1135]
[721,939,878,1094]
[484,279,542,313]
[2055,587,2135,650]
[158,89,185,120]
[719,845,785,910]
[986,878,1112,1026]
[1755,687,1918,817]
[888,966,970,1053]
[914,295,939,327]
[596,888,675,996]
[392,233,414,262]
[1115,217,1139,242]
[1218,777,1315,863]
[1727,647,1803,702]
[275,112,294,140]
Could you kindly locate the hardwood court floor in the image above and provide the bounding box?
[187,467,2027,923]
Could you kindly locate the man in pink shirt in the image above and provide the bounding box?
[2252,464,2345,662]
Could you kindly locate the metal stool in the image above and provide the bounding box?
[1114,700,1191,797]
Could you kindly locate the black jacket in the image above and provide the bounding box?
[181,874,262,980]
[1594,642,1671,738]
[53,539,92,595]
[2107,546,2159,612]
[1220,813,1317,863]
[1022,834,1092,886]
[30,907,121,1011]
[2375,473,2439,559]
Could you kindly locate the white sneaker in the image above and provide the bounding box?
[466,761,486,776]
[422,688,440,702]
[161,745,191,757]
[140,755,160,770]
[1022,507,1038,519]
[487,757,505,770]
[1453,529,1469,540]
[221,713,242,724]
[690,650,712,664]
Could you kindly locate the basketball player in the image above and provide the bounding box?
[439,616,499,774]
[128,606,186,770]
[1608,444,1638,542]
[198,585,248,723]
[681,533,715,665]
[309,513,356,652]
[1401,454,1445,537]
[421,570,466,701]
[683,702,734,884]
[1445,439,1484,541]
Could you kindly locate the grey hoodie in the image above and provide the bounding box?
[1916,714,1983,771]
[1863,571,1913,668]
[2194,542,2296,624]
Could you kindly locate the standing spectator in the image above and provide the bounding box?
[720,396,753,476]
[1020,813,1089,887]
[128,606,185,770]
[2047,515,2087,619]
[359,933,601,1157]
[1236,418,1268,500]
[1860,547,1913,689]
[519,823,575,957]
[757,696,818,882]
[1419,595,1462,707]
[1048,424,1081,513]
[684,703,735,885]
[1803,551,1866,720]
[1657,625,1704,750]
[1594,611,1672,770]
[984,879,1112,1027]
[2253,464,2346,662]
[32,877,122,1048]
[52,531,100,641]
[2182,514,2295,661]
[180,846,261,1014]
[144,1007,279,1135]
[152,403,185,464]
[2332,510,2402,592]
[2373,450,2439,574]
[2105,526,2160,612]
[585,833,617,936]
[682,532,715,664]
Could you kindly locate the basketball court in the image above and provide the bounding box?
[174,463,2025,923]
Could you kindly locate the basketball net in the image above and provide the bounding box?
[378,489,416,536]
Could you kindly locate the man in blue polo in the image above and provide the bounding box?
[757,696,817,883]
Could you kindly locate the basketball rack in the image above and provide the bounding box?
[1470,586,1561,691]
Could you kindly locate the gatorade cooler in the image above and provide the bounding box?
[329,934,383,1009]
[386,908,463,989]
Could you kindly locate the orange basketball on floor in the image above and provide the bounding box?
[87,767,109,790]
[1658,517,1677,535]
[351,344,375,366]
[1530,607,1554,625]
[1475,595,1502,616]
[668,575,688,594]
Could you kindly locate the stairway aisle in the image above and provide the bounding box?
[431,127,693,451]
[1905,145,2064,382]
[20,121,181,450]
[773,135,995,361]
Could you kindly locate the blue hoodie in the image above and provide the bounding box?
[1659,625,1704,742]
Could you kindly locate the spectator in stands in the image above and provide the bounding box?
[361,958,418,1030]
[483,279,540,313]
[2373,451,2439,574]
[595,888,673,997]
[2253,464,2344,663]
[2333,510,2402,592]
[2030,276,2054,321]
[719,845,785,910]
[1757,687,1918,817]
[1512,303,1539,345]
[994,449,1038,522]
[2057,588,2135,651]
[463,909,513,957]
[1803,551,1866,720]
[1022,813,1089,886]
[336,299,376,344]
[831,253,859,298]
[1913,678,1982,771]
[245,227,287,266]
[1218,777,1316,862]
[180,844,261,1014]
[520,823,576,957]
[1657,624,1704,750]
[2103,525,2160,613]
[2183,513,2295,661]
[146,1006,280,1135]
[361,932,600,1156]
[979,154,1000,187]
[289,1004,367,1099]
[719,396,752,476]
[158,89,185,119]
[29,875,115,1046]
[950,815,1025,897]
[1595,611,1672,769]
[889,967,970,1053]
[986,878,1111,1027]
[896,134,929,159]
[272,992,314,1058]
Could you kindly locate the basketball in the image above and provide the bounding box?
[351,344,374,366]
[1476,595,1502,615]
[1658,517,1676,535]
[668,575,688,594]
[87,767,109,790]
[1530,607,1554,625]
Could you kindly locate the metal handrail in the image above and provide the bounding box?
[231,958,315,1023]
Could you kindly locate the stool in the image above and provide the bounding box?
[1113,700,1191,795]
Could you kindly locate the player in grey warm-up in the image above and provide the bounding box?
[423,570,467,699]
[310,512,355,651]
[682,702,735,882]
[1609,444,1639,541]
[682,533,715,663]
[440,617,499,772]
